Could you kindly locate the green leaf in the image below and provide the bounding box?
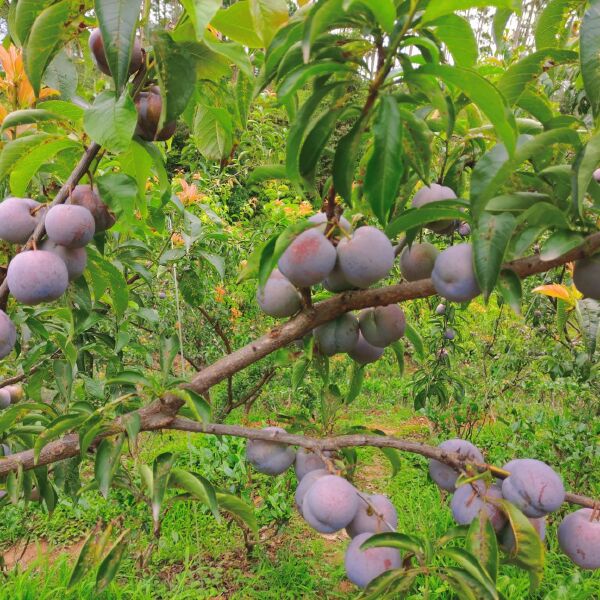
[430,15,478,67]
[0,133,52,180]
[573,132,600,216]
[360,531,425,556]
[344,0,396,35]
[540,230,583,261]
[151,452,175,524]
[277,61,354,103]
[170,389,212,423]
[421,0,518,24]
[180,0,222,39]
[211,1,263,48]
[473,212,516,301]
[34,414,87,464]
[346,363,364,403]
[399,108,433,182]
[466,514,499,583]
[95,0,143,94]
[390,340,405,376]
[34,466,57,513]
[105,370,151,387]
[444,566,499,600]
[96,172,138,219]
[333,115,366,204]
[95,530,130,593]
[379,447,402,477]
[365,96,403,226]
[95,435,125,499]
[15,0,54,45]
[247,164,287,185]
[576,298,600,356]
[193,105,233,161]
[439,546,498,597]
[169,468,220,520]
[250,0,288,47]
[216,492,258,535]
[404,323,424,358]
[536,0,577,50]
[493,8,513,46]
[292,358,310,392]
[69,526,105,588]
[581,0,600,121]
[386,204,467,238]
[1,109,62,131]
[84,91,137,153]
[497,270,522,315]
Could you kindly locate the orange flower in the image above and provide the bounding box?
[214,285,226,303]
[231,307,242,320]
[174,178,206,205]
[299,201,313,216]
[171,233,185,247]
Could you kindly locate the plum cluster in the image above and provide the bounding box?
[0,384,22,409]
[429,438,600,569]
[246,429,401,589]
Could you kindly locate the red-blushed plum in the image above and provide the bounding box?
[400,243,439,281]
[0,310,16,359]
[501,458,565,518]
[88,28,143,76]
[411,183,458,234]
[431,243,481,303]
[359,304,405,348]
[70,185,116,232]
[308,212,352,235]
[45,205,95,249]
[336,227,394,288]
[295,448,331,480]
[428,439,484,491]
[0,197,41,244]
[348,333,385,365]
[558,509,600,570]
[7,251,69,305]
[278,228,336,287]
[256,269,302,318]
[295,468,329,515]
[344,532,402,589]
[135,86,177,142]
[245,427,295,475]
[501,517,546,554]
[0,389,10,409]
[451,480,506,532]
[573,255,600,300]
[303,475,359,533]
[314,313,359,356]
[40,240,87,281]
[346,493,398,538]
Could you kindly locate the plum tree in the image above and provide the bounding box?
[0,389,10,409]
[399,243,439,282]
[501,459,565,517]
[0,310,16,360]
[40,241,87,281]
[70,185,116,233]
[278,227,336,287]
[451,481,506,532]
[358,304,405,348]
[431,243,481,303]
[344,532,402,589]
[245,427,295,475]
[313,313,359,356]
[0,197,41,244]
[135,86,177,142]
[256,269,302,318]
[411,183,458,234]
[348,333,385,365]
[295,448,330,480]
[346,493,398,538]
[573,255,600,299]
[294,468,329,515]
[336,226,394,288]
[502,517,546,554]
[308,212,352,235]
[45,205,95,249]
[558,509,600,569]
[429,439,484,491]
[302,474,359,533]
[88,28,143,77]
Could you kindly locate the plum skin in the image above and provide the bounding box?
[40,240,87,281]
[411,183,458,234]
[45,205,95,249]
[429,439,484,491]
[573,255,600,300]
[359,304,405,348]
[88,28,143,76]
[245,427,295,475]
[400,243,439,282]
[431,243,481,303]
[345,532,402,589]
[308,212,352,235]
[558,508,600,570]
[314,313,359,356]
[0,310,16,360]
[348,333,384,365]
[135,86,177,142]
[346,493,398,538]
[0,389,10,409]
[451,480,506,532]
[257,269,302,318]
[0,197,40,244]
[295,448,329,480]
[70,185,116,233]
[295,468,329,515]
[303,475,359,533]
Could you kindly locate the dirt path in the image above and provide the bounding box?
[3,536,86,570]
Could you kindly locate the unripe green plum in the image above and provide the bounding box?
[359,304,405,348]
[344,532,401,589]
[295,468,329,515]
[135,86,177,142]
[88,28,143,77]
[308,212,352,235]
[428,439,484,491]
[431,243,480,303]
[257,269,302,318]
[558,509,600,569]
[245,427,295,475]
[303,474,359,533]
[0,197,41,244]
[40,240,87,281]
[573,255,600,300]
[348,333,384,365]
[0,310,16,360]
[70,185,115,232]
[336,227,394,288]
[411,183,458,234]
[7,251,69,305]
[451,481,506,532]
[346,493,397,538]
[314,313,359,356]
[400,243,439,282]
[295,448,330,480]
[45,205,95,249]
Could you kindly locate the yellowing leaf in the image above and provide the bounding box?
[532,284,571,301]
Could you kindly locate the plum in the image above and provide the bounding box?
[245,427,295,475]
[45,204,95,249]
[295,468,329,515]
[0,389,10,409]
[345,532,401,589]
[346,493,398,538]
[451,480,506,532]
[0,443,10,456]
[314,313,359,356]
[70,185,116,232]
[558,508,600,569]
[348,333,385,365]
[323,261,355,293]
[573,255,600,300]
[88,28,143,77]
[501,458,565,518]
[400,243,439,282]
[358,304,405,348]
[431,243,480,303]
[411,183,458,234]
[295,448,330,480]
[0,311,16,360]
[435,303,446,315]
[444,327,455,340]
[0,197,41,244]
[594,168,600,183]
[40,240,87,281]
[7,251,69,305]
[135,86,177,142]
[502,516,546,554]
[256,269,302,318]
[308,212,352,235]
[336,227,395,288]
[429,439,484,492]
[458,222,471,237]
[159,291,167,300]
[5,384,22,404]
[303,475,359,533]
